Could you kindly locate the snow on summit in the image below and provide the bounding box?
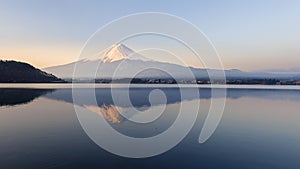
[102,44,150,63]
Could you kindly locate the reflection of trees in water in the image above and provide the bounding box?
[0,88,54,106]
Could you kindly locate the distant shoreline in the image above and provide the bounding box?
[66,78,300,85]
[1,83,300,90]
[0,80,299,85]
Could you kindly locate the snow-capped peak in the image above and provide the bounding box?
[102,44,149,63]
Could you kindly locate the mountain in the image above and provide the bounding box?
[43,44,295,80]
[102,44,150,63]
[0,60,64,83]
[260,67,300,74]
[246,67,300,81]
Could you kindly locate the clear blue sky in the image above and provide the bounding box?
[0,0,299,70]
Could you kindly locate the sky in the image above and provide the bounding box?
[0,0,299,70]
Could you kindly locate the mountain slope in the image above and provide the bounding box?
[0,60,64,83]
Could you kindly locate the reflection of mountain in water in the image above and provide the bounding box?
[2,87,300,108]
[84,104,123,123]
[44,88,300,108]
[2,87,300,124]
[42,88,300,123]
[0,88,54,106]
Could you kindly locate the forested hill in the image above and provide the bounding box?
[0,60,64,83]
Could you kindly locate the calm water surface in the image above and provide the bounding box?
[0,84,300,169]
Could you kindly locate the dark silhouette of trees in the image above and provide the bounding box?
[0,60,64,83]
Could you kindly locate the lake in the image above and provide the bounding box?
[0,84,300,169]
